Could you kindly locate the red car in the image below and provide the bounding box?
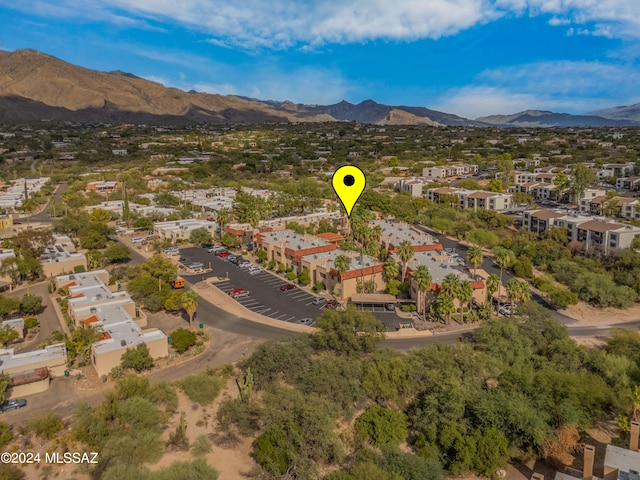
[280,284,295,291]
[228,288,245,296]
[217,251,229,258]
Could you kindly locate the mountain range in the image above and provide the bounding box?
[1,49,639,128]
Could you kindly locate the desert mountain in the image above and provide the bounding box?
[589,103,640,123]
[0,49,638,127]
[476,109,639,127]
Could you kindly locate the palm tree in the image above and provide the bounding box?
[493,247,513,303]
[486,273,500,309]
[383,257,399,282]
[397,240,414,283]
[181,290,199,330]
[442,274,460,322]
[334,255,351,298]
[413,265,432,318]
[436,292,455,324]
[505,278,522,317]
[513,280,531,313]
[216,209,230,240]
[457,280,473,323]
[467,245,484,277]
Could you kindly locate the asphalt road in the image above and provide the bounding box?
[17,181,68,223]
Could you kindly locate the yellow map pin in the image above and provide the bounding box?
[332,165,366,218]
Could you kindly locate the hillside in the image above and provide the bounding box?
[590,103,640,123]
[476,109,639,127]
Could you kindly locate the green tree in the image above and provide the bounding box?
[216,209,230,240]
[0,325,19,346]
[170,328,197,353]
[456,280,474,323]
[0,374,10,404]
[355,404,408,447]
[103,243,130,264]
[256,249,268,264]
[486,273,500,303]
[493,246,513,301]
[189,227,213,246]
[488,179,503,192]
[467,245,484,277]
[0,295,20,319]
[0,421,11,447]
[314,306,385,354]
[181,373,223,406]
[120,343,154,372]
[397,240,414,283]
[435,292,455,324]
[20,293,42,315]
[384,257,399,282]
[181,290,199,330]
[570,164,598,203]
[413,265,432,317]
[299,267,311,285]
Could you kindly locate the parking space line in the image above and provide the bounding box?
[276,313,288,319]
[296,297,311,302]
[284,316,296,322]
[241,301,260,308]
[288,291,307,298]
[267,311,280,318]
[255,308,271,314]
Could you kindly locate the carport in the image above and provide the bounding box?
[350,293,404,305]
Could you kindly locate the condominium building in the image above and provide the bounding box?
[154,219,218,241]
[55,270,167,377]
[523,209,640,253]
[370,219,443,254]
[255,230,336,272]
[319,254,385,301]
[40,235,87,277]
[426,187,512,211]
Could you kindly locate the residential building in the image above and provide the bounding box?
[405,251,486,310]
[320,254,385,301]
[371,219,443,254]
[0,343,67,397]
[523,209,640,253]
[85,181,118,193]
[40,235,87,277]
[55,270,167,377]
[299,249,360,287]
[617,176,640,191]
[422,163,477,179]
[0,215,13,229]
[255,230,336,272]
[154,219,218,241]
[396,178,426,197]
[426,187,512,211]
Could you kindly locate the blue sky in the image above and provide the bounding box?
[1,0,640,118]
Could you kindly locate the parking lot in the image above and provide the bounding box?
[177,247,328,326]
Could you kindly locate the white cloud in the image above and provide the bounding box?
[4,0,640,47]
[433,60,640,118]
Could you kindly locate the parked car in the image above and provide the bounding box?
[217,252,229,258]
[228,288,245,297]
[233,291,250,298]
[239,261,253,269]
[311,297,325,305]
[202,243,214,249]
[296,318,314,326]
[1,398,26,412]
[498,305,512,316]
[326,300,339,309]
[209,246,226,253]
[384,303,395,311]
[280,284,296,291]
[249,268,262,275]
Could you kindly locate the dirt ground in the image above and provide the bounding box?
[561,301,640,324]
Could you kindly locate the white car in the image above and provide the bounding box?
[239,262,253,269]
[249,268,262,275]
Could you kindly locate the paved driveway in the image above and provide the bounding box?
[178,247,327,325]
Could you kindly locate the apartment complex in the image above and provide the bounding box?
[154,219,218,241]
[0,177,50,210]
[320,254,385,300]
[523,209,640,252]
[405,251,486,310]
[55,270,168,377]
[426,187,513,211]
[422,163,478,179]
[255,229,336,272]
[371,219,443,254]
